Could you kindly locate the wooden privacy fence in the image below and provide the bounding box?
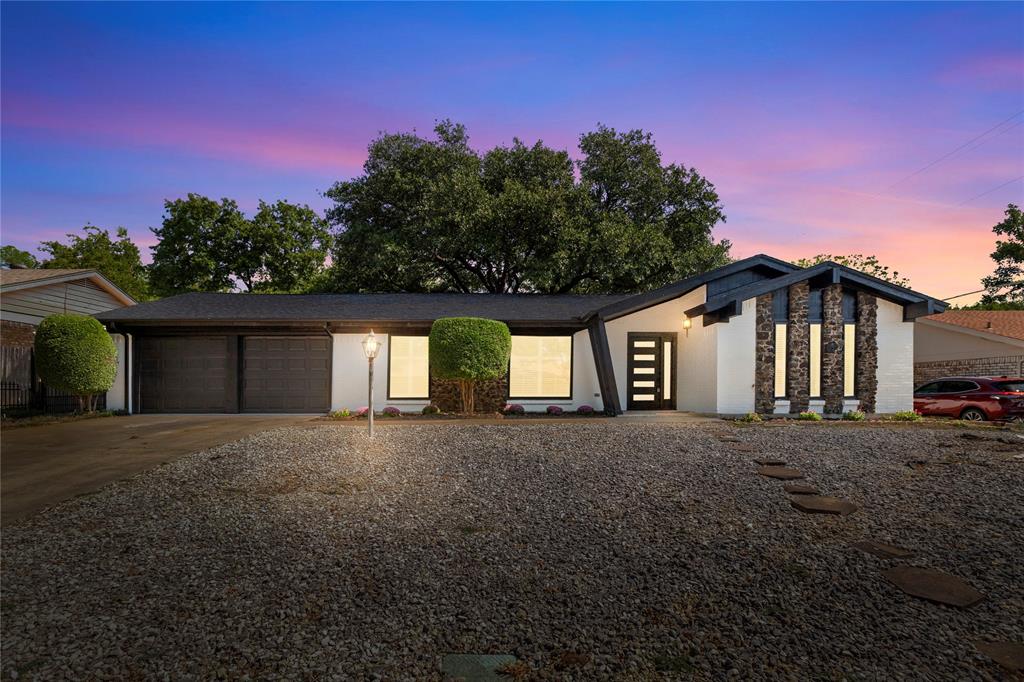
[0,345,105,413]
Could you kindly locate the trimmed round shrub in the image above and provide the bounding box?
[34,314,117,412]
[546,405,564,415]
[576,405,595,415]
[429,317,511,413]
[422,404,441,415]
[382,406,402,417]
[504,403,525,415]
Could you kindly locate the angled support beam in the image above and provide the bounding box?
[588,316,622,415]
[903,300,939,321]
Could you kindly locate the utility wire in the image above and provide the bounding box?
[958,175,1024,206]
[943,288,985,301]
[886,109,1024,190]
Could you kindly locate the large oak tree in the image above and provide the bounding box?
[323,121,730,294]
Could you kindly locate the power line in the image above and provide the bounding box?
[943,288,985,301]
[886,109,1024,190]
[958,175,1024,206]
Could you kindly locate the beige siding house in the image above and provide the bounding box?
[1,268,136,410]
[914,311,1024,385]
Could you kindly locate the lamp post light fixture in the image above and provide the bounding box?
[362,330,381,437]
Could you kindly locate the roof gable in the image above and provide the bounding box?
[1,268,136,306]
[921,311,1024,343]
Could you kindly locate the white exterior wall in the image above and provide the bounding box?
[715,297,756,415]
[914,321,1023,361]
[106,333,127,411]
[605,285,717,412]
[876,298,914,413]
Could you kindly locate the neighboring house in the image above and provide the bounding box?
[95,254,946,416]
[914,311,1024,385]
[1,267,136,410]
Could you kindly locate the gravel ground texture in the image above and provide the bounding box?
[3,422,1023,681]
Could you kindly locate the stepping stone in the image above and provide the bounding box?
[754,456,787,465]
[441,654,519,681]
[851,540,914,559]
[783,482,819,495]
[790,495,858,516]
[974,641,1024,671]
[758,466,804,480]
[882,566,986,608]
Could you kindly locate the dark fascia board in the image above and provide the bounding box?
[102,318,588,333]
[686,261,948,321]
[588,254,798,322]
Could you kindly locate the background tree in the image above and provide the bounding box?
[429,317,511,413]
[236,200,333,292]
[149,194,331,296]
[980,204,1024,307]
[34,314,117,412]
[0,245,39,268]
[148,194,243,297]
[794,254,910,288]
[39,225,149,300]
[324,121,730,294]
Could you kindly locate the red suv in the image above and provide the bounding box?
[913,376,1024,422]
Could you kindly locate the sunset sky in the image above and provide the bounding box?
[2,2,1022,302]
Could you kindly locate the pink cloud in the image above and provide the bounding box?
[940,52,1024,92]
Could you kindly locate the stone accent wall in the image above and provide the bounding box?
[786,282,810,413]
[915,356,1024,386]
[821,284,845,414]
[429,374,508,413]
[1,320,36,348]
[855,292,878,413]
[754,293,775,414]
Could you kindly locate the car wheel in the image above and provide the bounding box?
[960,407,987,422]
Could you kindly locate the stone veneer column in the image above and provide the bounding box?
[429,374,509,413]
[786,282,810,413]
[855,292,878,414]
[754,293,775,414]
[821,284,845,414]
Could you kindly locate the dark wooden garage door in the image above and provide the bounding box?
[242,337,330,413]
[138,336,229,413]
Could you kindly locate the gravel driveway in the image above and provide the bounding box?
[2,422,1022,680]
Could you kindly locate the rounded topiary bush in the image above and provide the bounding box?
[429,317,511,414]
[34,314,117,412]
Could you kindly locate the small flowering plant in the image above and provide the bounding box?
[354,406,369,418]
[382,406,402,417]
[503,403,525,415]
[576,405,595,415]
[546,405,564,416]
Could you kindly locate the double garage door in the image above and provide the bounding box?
[138,336,330,413]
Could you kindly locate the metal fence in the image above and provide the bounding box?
[1,346,105,414]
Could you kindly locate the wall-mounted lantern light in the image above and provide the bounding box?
[362,330,381,437]
[682,316,692,337]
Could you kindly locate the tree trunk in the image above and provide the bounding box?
[459,379,475,414]
[78,395,86,413]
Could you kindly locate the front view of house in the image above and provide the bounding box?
[96,255,946,416]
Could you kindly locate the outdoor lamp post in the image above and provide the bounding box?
[362,330,381,437]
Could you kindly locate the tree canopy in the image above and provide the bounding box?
[148,194,331,297]
[40,225,149,300]
[0,245,39,268]
[34,314,117,412]
[324,121,730,294]
[794,254,910,288]
[980,204,1024,307]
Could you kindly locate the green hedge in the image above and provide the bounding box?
[34,314,117,410]
[429,317,511,382]
[429,317,511,413]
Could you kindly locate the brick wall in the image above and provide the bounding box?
[1,320,36,348]
[914,356,1024,386]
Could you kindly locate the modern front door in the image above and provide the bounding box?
[626,332,677,410]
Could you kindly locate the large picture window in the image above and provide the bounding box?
[509,335,572,399]
[388,335,429,399]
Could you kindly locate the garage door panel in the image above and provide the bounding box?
[138,336,228,413]
[242,336,330,413]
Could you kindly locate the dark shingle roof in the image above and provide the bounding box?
[96,292,633,325]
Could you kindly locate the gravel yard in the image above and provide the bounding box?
[3,422,1022,680]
